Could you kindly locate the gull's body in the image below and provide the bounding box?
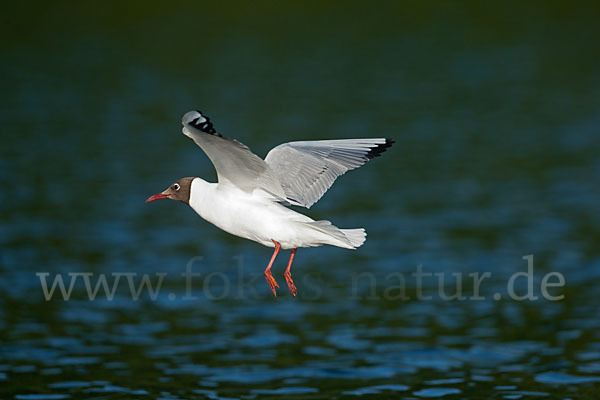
[146,110,393,296]
[188,178,363,249]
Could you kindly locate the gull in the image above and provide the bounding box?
[146,110,393,296]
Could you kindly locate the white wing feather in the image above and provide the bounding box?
[181,111,286,199]
[264,138,393,208]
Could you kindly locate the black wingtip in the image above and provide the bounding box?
[188,110,218,135]
[366,138,394,159]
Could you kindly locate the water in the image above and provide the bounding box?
[2,2,600,399]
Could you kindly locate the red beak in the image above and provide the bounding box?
[145,192,171,203]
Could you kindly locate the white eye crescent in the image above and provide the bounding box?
[173,183,180,191]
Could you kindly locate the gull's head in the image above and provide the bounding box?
[145,177,194,205]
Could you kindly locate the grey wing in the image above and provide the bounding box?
[181,110,286,199]
[264,138,394,208]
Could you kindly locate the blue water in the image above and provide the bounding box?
[1,2,600,399]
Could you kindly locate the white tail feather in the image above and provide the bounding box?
[341,228,367,248]
[305,221,367,249]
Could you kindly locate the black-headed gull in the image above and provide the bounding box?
[146,110,393,296]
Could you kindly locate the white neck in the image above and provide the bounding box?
[188,177,215,216]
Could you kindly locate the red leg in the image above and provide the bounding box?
[264,239,281,296]
[284,248,297,297]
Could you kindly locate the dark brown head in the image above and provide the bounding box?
[145,177,194,205]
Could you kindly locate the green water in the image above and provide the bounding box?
[1,2,600,399]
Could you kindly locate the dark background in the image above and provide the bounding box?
[1,2,600,399]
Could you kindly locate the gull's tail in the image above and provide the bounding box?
[305,220,367,249]
[340,228,367,248]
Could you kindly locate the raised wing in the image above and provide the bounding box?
[264,138,394,208]
[181,110,286,199]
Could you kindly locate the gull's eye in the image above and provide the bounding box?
[172,183,180,191]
